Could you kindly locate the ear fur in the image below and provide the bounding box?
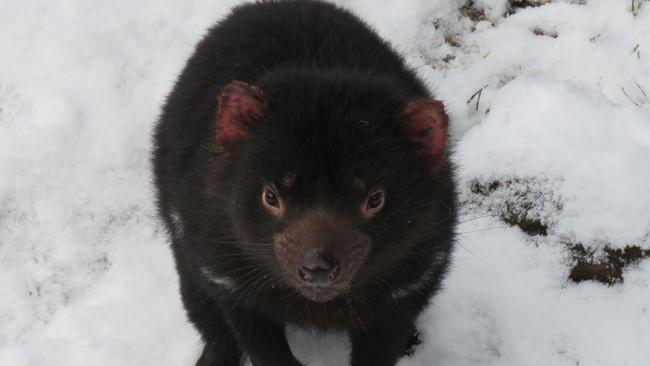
[400,99,449,165]
[216,81,265,150]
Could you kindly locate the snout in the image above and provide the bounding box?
[273,211,370,302]
[298,249,340,285]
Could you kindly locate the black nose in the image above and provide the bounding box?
[298,249,340,284]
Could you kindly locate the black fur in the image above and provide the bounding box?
[152,1,456,365]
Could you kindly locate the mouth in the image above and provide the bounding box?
[293,282,348,302]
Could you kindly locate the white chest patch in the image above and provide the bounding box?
[169,209,184,238]
[200,267,236,290]
[390,253,447,300]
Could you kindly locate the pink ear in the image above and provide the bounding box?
[216,81,265,147]
[400,100,449,164]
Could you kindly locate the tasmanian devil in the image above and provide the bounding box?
[152,1,456,365]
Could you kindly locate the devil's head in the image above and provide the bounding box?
[204,69,452,302]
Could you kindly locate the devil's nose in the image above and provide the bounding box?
[298,249,340,284]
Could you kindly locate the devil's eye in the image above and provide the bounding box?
[264,189,279,208]
[262,185,284,218]
[364,190,385,216]
[367,191,383,209]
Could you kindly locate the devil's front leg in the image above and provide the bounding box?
[222,306,303,366]
[349,307,419,366]
[178,272,242,366]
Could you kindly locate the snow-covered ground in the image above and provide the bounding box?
[1,0,649,365]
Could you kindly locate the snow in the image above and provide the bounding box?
[457,78,650,246]
[1,0,649,365]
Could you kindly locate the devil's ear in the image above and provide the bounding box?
[216,81,265,151]
[400,99,449,166]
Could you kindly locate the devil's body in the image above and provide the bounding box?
[153,1,456,365]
